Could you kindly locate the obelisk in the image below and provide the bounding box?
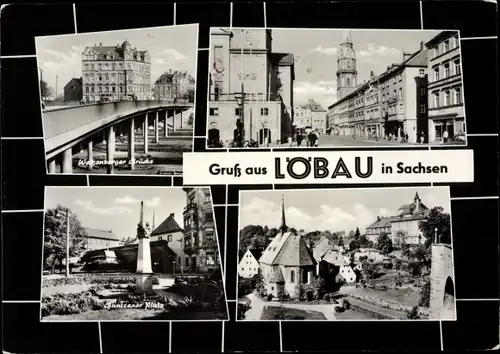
[135,201,154,294]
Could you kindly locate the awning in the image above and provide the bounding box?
[429,113,460,121]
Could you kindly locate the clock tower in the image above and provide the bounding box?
[337,30,358,100]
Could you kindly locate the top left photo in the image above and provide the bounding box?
[35,24,199,176]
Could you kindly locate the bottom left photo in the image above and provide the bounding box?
[41,186,228,322]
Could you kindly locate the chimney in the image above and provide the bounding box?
[420,41,424,51]
[309,237,314,250]
[403,52,412,62]
[99,42,102,47]
[377,216,380,221]
[170,213,174,217]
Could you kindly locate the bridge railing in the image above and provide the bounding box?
[43,100,193,140]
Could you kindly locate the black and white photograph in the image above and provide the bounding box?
[207,28,466,149]
[41,186,228,321]
[237,187,456,321]
[36,24,198,175]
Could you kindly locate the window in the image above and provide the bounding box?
[433,67,440,81]
[157,236,162,241]
[420,103,426,113]
[290,270,295,283]
[398,74,402,82]
[444,40,449,53]
[419,69,425,76]
[444,63,450,78]
[432,92,439,108]
[398,88,402,100]
[261,108,269,115]
[167,235,172,242]
[433,47,439,58]
[444,90,451,106]
[393,90,396,99]
[235,108,241,116]
[454,59,461,75]
[209,107,219,116]
[346,77,351,86]
[99,75,103,81]
[455,87,462,105]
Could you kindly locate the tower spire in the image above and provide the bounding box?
[139,201,144,225]
[342,30,352,44]
[152,209,156,231]
[280,195,287,233]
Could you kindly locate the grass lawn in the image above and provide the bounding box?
[334,308,381,320]
[261,306,326,320]
[348,286,420,307]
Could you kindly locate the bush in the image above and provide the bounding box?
[151,276,160,285]
[419,281,431,308]
[237,302,251,320]
[42,274,136,288]
[41,290,105,316]
[238,277,254,297]
[266,294,274,301]
[407,305,420,319]
[343,299,351,310]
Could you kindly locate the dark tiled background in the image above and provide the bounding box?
[2,1,498,352]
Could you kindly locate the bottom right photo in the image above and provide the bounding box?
[237,187,456,321]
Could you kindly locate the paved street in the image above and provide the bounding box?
[316,134,422,147]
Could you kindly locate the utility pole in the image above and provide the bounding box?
[56,75,58,101]
[65,209,70,278]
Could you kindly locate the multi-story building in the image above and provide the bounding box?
[293,99,327,133]
[238,249,262,278]
[150,213,185,273]
[365,192,430,246]
[84,228,122,251]
[63,77,83,103]
[337,31,358,101]
[82,40,151,103]
[153,69,196,101]
[182,187,218,273]
[425,31,465,142]
[329,39,428,143]
[207,28,295,146]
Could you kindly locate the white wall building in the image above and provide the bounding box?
[238,249,262,278]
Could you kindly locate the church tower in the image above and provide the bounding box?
[336,30,358,100]
[279,195,288,234]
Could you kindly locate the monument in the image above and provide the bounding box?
[135,201,155,294]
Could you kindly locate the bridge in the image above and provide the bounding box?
[43,100,194,174]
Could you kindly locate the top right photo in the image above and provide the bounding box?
[206,28,466,149]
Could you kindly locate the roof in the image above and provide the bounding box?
[259,231,293,265]
[151,214,183,236]
[271,52,294,66]
[249,249,263,261]
[302,98,327,112]
[366,216,399,229]
[392,210,430,223]
[425,31,458,48]
[154,73,174,85]
[85,227,120,241]
[64,78,82,89]
[312,237,333,260]
[273,233,316,267]
[268,267,285,283]
[84,41,148,61]
[322,248,342,266]
[398,201,430,215]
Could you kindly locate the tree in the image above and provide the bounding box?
[337,236,344,246]
[361,260,377,280]
[419,207,451,245]
[183,88,195,103]
[354,227,361,238]
[377,232,393,255]
[239,225,266,253]
[267,227,279,239]
[44,205,87,273]
[40,80,51,99]
[187,113,194,127]
[419,281,431,307]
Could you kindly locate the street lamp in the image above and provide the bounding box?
[234,83,245,148]
[434,227,439,244]
[177,238,185,277]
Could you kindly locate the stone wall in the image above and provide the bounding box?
[429,243,455,319]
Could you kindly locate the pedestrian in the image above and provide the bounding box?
[443,129,449,144]
[287,136,293,147]
[310,131,318,147]
[405,132,409,143]
[420,131,425,144]
[297,133,303,147]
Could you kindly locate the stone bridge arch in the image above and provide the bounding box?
[429,243,456,320]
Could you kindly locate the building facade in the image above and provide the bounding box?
[82,40,151,103]
[238,249,262,278]
[293,99,327,134]
[259,197,316,298]
[153,70,195,101]
[425,31,465,142]
[84,228,122,251]
[63,78,83,103]
[329,39,429,143]
[150,213,185,273]
[337,31,358,101]
[365,192,430,246]
[207,28,295,146]
[182,187,218,273]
